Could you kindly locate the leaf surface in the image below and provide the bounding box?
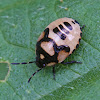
[0,0,100,100]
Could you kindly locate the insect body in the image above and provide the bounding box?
[11,17,85,82]
[36,17,82,67]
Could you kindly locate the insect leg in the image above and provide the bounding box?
[52,65,56,80]
[61,61,82,64]
[80,25,85,30]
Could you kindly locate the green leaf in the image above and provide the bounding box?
[0,62,10,81]
[0,0,100,100]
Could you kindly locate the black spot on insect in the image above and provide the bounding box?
[36,38,59,68]
[80,33,82,37]
[53,27,66,40]
[75,20,80,25]
[72,49,75,53]
[76,44,79,49]
[72,21,75,24]
[44,28,49,38]
[59,24,69,34]
[54,44,70,53]
[61,34,66,40]
[59,24,63,30]
[53,27,59,33]
[63,22,72,30]
[79,38,81,43]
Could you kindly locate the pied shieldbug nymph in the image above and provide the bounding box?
[11,17,85,83]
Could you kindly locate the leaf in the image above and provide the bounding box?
[0,62,10,81]
[0,0,100,100]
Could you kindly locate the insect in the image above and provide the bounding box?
[11,17,85,83]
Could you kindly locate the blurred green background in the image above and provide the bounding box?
[0,0,100,100]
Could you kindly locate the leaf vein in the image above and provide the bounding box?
[6,81,22,100]
[82,38,100,52]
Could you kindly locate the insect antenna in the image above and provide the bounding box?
[28,68,43,83]
[11,61,35,65]
[80,25,85,30]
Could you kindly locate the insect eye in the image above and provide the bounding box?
[43,64,46,67]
